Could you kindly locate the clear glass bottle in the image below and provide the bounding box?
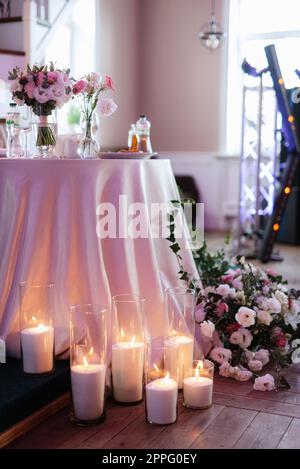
[136,115,153,153]
[6,103,23,158]
[128,123,138,151]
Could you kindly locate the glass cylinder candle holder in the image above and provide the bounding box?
[145,343,179,425]
[19,282,55,375]
[164,287,196,389]
[111,294,145,404]
[183,359,214,409]
[70,304,108,425]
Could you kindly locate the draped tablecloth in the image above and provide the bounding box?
[0,159,199,357]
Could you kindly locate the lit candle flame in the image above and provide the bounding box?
[195,360,203,380]
[32,316,37,322]
[165,371,170,379]
[88,347,94,356]
[172,329,177,336]
[83,356,88,369]
[153,363,160,373]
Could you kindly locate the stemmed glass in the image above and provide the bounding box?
[20,110,32,158]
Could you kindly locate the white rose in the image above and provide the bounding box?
[257,310,272,326]
[200,320,215,339]
[235,307,256,328]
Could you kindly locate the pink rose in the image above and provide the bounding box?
[73,80,87,95]
[248,360,263,372]
[47,71,58,84]
[210,346,232,364]
[235,369,253,382]
[200,320,215,339]
[253,374,275,391]
[216,302,229,316]
[24,81,36,99]
[98,97,118,117]
[257,310,272,326]
[104,75,115,91]
[33,86,51,103]
[219,361,232,377]
[254,349,269,366]
[230,328,253,349]
[235,307,256,328]
[216,284,236,298]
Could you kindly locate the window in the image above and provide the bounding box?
[226,0,300,155]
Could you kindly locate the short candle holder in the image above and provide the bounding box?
[183,359,214,409]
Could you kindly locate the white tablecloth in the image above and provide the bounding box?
[0,159,199,357]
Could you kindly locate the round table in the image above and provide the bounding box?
[0,159,199,357]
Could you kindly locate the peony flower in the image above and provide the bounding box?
[33,86,51,104]
[275,290,289,307]
[253,374,275,391]
[104,75,115,91]
[235,307,256,328]
[73,79,87,95]
[195,303,206,323]
[200,320,215,339]
[257,309,272,326]
[230,328,253,349]
[216,284,236,298]
[210,347,232,364]
[248,360,263,372]
[254,349,269,366]
[24,81,36,99]
[219,361,232,377]
[216,301,229,316]
[98,97,117,117]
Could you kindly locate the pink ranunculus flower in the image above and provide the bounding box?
[253,374,275,391]
[73,80,87,95]
[230,328,253,349]
[98,97,117,117]
[195,303,206,323]
[210,346,232,364]
[254,349,269,366]
[257,309,272,326]
[216,301,229,316]
[248,359,263,372]
[104,75,115,91]
[200,320,215,339]
[24,81,36,99]
[235,306,256,328]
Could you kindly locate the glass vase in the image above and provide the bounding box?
[33,112,57,159]
[111,294,145,404]
[19,282,55,375]
[70,304,108,425]
[145,343,179,425]
[164,287,196,389]
[78,112,100,159]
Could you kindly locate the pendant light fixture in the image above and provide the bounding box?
[198,0,225,50]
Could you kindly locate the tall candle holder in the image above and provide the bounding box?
[164,287,196,389]
[70,304,108,425]
[111,294,145,404]
[19,282,55,375]
[145,343,179,425]
[183,359,214,409]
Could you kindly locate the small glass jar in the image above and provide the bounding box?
[145,343,179,425]
[183,359,214,409]
[70,304,108,425]
[19,282,55,375]
[164,287,196,389]
[111,294,145,404]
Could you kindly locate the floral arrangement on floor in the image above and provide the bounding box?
[167,202,300,391]
[73,72,117,158]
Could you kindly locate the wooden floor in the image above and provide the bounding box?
[7,236,300,450]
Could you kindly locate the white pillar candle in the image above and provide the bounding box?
[183,376,213,408]
[112,341,144,403]
[164,335,194,389]
[146,374,178,425]
[21,324,54,374]
[71,362,106,421]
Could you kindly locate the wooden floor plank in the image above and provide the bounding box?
[277,418,300,449]
[61,401,145,449]
[213,392,300,418]
[234,412,291,449]
[189,407,257,449]
[148,405,224,449]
